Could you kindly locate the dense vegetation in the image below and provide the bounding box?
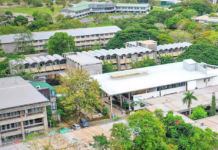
[92,110,218,150]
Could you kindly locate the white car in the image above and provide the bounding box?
[71,124,81,130]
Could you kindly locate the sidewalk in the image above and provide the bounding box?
[89,115,128,126]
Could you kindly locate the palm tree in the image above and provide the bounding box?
[183,91,198,116]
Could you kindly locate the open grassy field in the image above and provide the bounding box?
[0,4,63,17]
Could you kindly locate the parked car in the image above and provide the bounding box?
[80,118,89,128]
[71,124,81,130]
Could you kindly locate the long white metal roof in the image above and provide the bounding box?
[78,47,152,57]
[10,54,64,65]
[92,60,217,96]
[157,42,192,51]
[67,54,102,65]
[0,26,121,44]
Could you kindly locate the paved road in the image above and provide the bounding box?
[80,15,145,23]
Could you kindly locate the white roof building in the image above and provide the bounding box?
[92,59,218,96]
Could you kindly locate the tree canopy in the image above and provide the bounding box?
[47,32,76,55]
[177,43,218,65]
[102,61,116,73]
[56,68,102,121]
[131,57,157,69]
[107,28,162,49]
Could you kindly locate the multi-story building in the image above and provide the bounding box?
[59,1,150,18]
[29,82,57,118]
[73,40,192,71]
[0,76,50,146]
[0,26,121,53]
[9,40,192,77]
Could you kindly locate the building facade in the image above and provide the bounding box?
[60,1,150,18]
[29,82,57,118]
[0,77,50,146]
[0,26,121,53]
[193,13,218,24]
[74,40,192,71]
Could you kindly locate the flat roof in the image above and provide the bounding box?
[144,86,218,112]
[193,14,218,23]
[0,76,49,110]
[0,26,121,44]
[30,82,56,91]
[92,60,216,96]
[67,54,102,65]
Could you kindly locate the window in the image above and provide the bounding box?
[96,34,99,37]
[2,125,5,130]
[39,40,43,42]
[81,36,85,38]
[110,33,114,36]
[106,55,110,59]
[6,124,10,129]
[127,54,131,58]
[51,102,56,110]
[35,118,43,123]
[105,33,108,36]
[100,34,104,36]
[86,35,89,38]
[111,54,116,59]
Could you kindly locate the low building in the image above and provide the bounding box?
[92,59,218,114]
[66,54,103,75]
[29,82,57,118]
[9,40,192,77]
[0,26,121,53]
[0,76,50,146]
[60,1,150,18]
[73,40,191,71]
[192,14,218,24]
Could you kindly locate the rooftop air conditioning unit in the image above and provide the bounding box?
[201,122,204,126]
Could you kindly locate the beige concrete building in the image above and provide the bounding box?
[0,77,50,146]
[0,26,121,53]
[193,13,218,24]
[73,40,192,71]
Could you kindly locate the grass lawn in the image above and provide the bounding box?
[88,22,115,27]
[0,4,63,17]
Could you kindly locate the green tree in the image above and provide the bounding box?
[190,105,207,120]
[165,17,181,29]
[163,111,218,150]
[177,44,218,65]
[14,15,28,26]
[55,14,65,22]
[14,30,34,54]
[158,54,174,64]
[107,28,162,49]
[110,123,132,150]
[92,43,101,50]
[156,33,175,45]
[56,109,64,123]
[210,93,216,116]
[103,107,109,116]
[47,32,76,55]
[169,30,193,42]
[93,13,104,25]
[56,68,102,122]
[148,0,161,7]
[56,0,67,8]
[27,19,49,31]
[128,111,168,150]
[92,134,109,149]
[154,109,164,121]
[103,61,116,73]
[50,6,55,13]
[32,10,52,22]
[131,57,157,69]
[183,91,198,116]
[5,11,13,18]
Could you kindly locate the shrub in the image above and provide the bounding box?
[114,116,121,121]
[190,105,207,120]
[103,107,109,116]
